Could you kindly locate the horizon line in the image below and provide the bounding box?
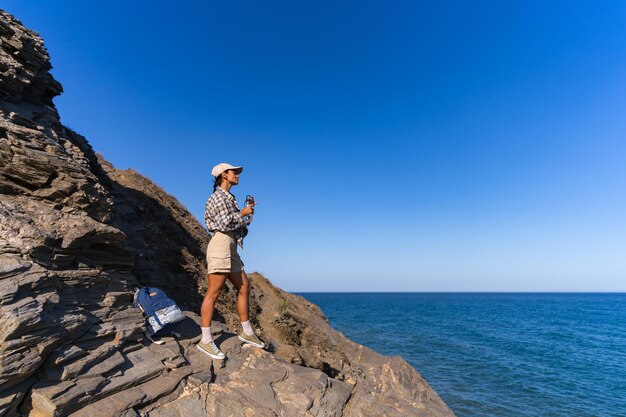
[293,291,626,294]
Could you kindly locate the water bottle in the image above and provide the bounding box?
[244,195,254,224]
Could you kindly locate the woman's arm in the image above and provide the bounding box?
[205,192,249,232]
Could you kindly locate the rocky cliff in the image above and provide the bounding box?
[0,10,456,417]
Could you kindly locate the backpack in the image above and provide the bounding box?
[133,287,185,337]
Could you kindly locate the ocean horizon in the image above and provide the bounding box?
[298,292,626,417]
[297,291,626,294]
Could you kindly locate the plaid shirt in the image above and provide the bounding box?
[204,187,248,242]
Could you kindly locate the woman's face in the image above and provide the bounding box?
[223,169,240,185]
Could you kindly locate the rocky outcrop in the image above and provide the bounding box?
[0,9,456,417]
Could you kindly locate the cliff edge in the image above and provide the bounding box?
[0,10,456,417]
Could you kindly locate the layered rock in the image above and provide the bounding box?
[0,9,455,417]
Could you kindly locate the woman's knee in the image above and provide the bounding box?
[205,287,223,303]
[238,279,250,296]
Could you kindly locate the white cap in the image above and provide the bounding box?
[211,163,243,178]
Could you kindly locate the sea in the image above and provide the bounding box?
[297,293,626,417]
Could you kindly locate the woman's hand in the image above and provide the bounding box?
[241,206,254,217]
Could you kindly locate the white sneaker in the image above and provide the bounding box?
[238,332,266,349]
[196,340,226,359]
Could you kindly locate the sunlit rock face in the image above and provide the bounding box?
[0,9,455,417]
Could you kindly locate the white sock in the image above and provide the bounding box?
[241,320,254,336]
[201,326,213,344]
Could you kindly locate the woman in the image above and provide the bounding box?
[197,162,265,360]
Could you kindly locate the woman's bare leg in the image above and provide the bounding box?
[228,270,250,322]
[201,273,228,327]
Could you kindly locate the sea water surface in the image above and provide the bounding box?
[297,293,626,417]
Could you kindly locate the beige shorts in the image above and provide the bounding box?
[206,231,244,274]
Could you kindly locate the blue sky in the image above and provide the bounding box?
[7,1,626,291]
